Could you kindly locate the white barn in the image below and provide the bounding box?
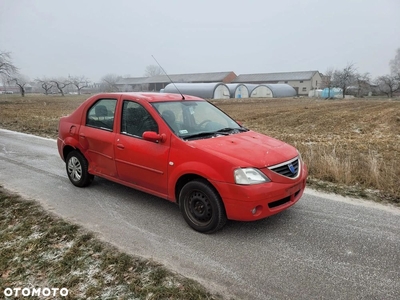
[245,84,297,98]
[234,71,322,96]
[226,84,249,98]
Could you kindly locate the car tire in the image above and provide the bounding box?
[179,179,227,233]
[66,150,93,187]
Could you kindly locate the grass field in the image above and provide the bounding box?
[1,93,399,204]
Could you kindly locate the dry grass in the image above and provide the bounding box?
[215,97,400,204]
[0,94,84,137]
[0,187,222,299]
[1,94,399,204]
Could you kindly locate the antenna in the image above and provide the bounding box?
[151,55,185,100]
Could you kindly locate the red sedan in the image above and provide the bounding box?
[57,92,308,233]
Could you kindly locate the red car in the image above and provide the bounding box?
[57,92,307,233]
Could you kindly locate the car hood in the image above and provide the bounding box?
[187,130,298,168]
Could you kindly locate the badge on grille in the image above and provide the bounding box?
[288,163,296,174]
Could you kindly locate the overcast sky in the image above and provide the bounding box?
[1,0,399,82]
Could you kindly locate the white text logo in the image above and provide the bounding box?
[3,287,69,297]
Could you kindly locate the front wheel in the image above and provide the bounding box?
[65,150,93,187]
[179,179,227,233]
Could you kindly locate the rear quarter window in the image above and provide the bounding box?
[86,99,117,131]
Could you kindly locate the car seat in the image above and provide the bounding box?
[162,110,179,133]
[95,105,108,119]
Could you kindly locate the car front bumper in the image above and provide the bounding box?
[210,169,307,221]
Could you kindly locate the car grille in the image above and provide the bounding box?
[269,157,299,178]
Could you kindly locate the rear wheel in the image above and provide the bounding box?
[66,150,93,187]
[179,179,227,233]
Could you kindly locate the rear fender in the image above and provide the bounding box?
[60,135,87,163]
[63,136,82,151]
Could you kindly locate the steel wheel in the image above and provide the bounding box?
[186,190,213,226]
[179,179,226,233]
[65,150,93,187]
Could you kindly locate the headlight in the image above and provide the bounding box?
[234,168,270,185]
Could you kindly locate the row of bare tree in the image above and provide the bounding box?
[322,65,371,98]
[0,51,164,97]
[33,76,90,96]
[33,67,164,95]
[0,52,91,97]
[314,49,400,98]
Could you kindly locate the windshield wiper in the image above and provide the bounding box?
[215,127,248,134]
[183,127,248,140]
[182,131,215,140]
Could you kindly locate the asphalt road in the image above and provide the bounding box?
[1,128,399,300]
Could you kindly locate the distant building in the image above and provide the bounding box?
[115,70,323,97]
[163,82,230,99]
[115,77,148,92]
[245,84,297,98]
[116,71,237,92]
[226,83,249,98]
[232,71,322,96]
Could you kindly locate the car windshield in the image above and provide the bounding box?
[152,101,247,140]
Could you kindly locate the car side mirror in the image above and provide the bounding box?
[142,131,166,143]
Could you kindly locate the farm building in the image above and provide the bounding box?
[115,77,148,92]
[245,84,297,98]
[163,82,230,99]
[233,71,322,96]
[116,71,236,92]
[226,84,249,98]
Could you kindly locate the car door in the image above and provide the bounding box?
[79,98,118,177]
[114,100,170,197]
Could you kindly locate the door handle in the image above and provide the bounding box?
[116,143,125,149]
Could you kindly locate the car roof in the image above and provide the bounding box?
[101,92,204,103]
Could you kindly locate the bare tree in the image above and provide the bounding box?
[36,78,53,95]
[0,51,18,80]
[100,74,121,92]
[332,63,357,98]
[321,68,335,98]
[9,75,30,97]
[375,75,400,98]
[389,48,400,77]
[353,72,371,97]
[144,65,163,77]
[51,78,71,96]
[70,75,89,95]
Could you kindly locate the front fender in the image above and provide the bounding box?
[168,160,232,201]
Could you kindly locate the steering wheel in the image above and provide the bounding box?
[198,119,212,129]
